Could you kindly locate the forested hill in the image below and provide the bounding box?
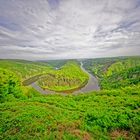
[0,57,140,139]
[0,59,52,79]
[83,56,140,89]
[0,59,89,92]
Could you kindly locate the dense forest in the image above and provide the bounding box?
[83,56,140,89]
[0,56,140,140]
[38,61,88,91]
[0,60,88,92]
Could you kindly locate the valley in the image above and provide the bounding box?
[0,56,140,140]
[23,62,99,94]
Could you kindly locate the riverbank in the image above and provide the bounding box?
[25,62,100,94]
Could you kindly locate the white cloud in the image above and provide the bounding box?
[0,0,140,60]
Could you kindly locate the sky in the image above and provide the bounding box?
[0,0,140,60]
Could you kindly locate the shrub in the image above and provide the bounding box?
[0,68,22,102]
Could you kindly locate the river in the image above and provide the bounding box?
[30,62,100,94]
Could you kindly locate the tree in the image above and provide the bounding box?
[0,68,22,102]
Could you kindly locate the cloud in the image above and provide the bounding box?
[0,0,140,60]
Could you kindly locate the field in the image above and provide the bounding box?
[0,56,140,140]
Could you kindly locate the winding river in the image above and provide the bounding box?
[30,62,100,94]
[73,62,100,93]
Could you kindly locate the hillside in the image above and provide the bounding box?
[0,59,52,80]
[38,61,89,92]
[0,57,140,140]
[0,59,89,92]
[1,85,140,139]
[83,56,140,89]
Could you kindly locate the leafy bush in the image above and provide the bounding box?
[0,68,22,102]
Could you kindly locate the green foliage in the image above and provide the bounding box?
[38,61,89,91]
[0,68,23,102]
[46,59,68,68]
[0,60,88,92]
[0,59,52,80]
[0,57,140,139]
[84,56,140,89]
[0,85,140,139]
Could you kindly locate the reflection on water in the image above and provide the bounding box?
[31,62,100,94]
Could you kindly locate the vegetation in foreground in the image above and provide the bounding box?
[1,85,140,140]
[0,56,140,140]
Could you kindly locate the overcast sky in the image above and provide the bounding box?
[0,0,140,60]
